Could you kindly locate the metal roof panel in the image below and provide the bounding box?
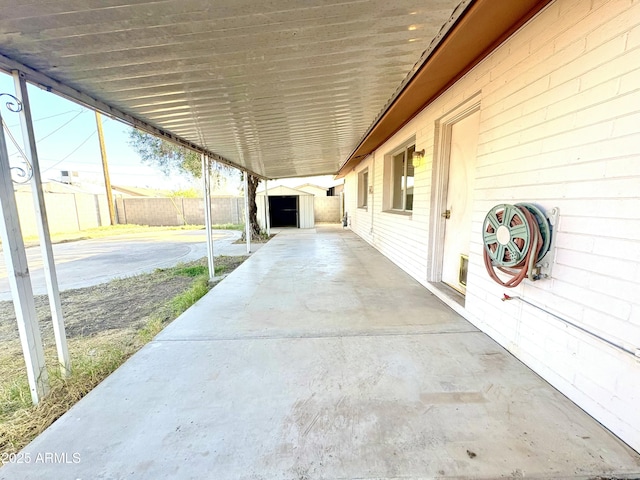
[0,0,465,178]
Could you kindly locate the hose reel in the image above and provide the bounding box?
[482,203,556,288]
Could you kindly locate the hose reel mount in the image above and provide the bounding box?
[482,203,558,288]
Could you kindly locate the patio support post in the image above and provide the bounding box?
[244,173,251,254]
[0,90,49,403]
[202,154,215,280]
[264,179,271,236]
[13,70,70,377]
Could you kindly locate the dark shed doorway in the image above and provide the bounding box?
[269,196,299,227]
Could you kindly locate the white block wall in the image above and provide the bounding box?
[345,0,640,452]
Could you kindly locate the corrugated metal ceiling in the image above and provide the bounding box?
[0,0,466,178]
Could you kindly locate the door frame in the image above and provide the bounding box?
[427,93,481,285]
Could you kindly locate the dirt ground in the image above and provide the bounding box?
[0,256,246,344]
[0,254,249,455]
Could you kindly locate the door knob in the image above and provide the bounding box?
[441,209,451,219]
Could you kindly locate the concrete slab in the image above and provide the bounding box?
[2,226,639,479]
[0,229,261,300]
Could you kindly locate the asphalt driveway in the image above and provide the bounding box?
[0,229,258,300]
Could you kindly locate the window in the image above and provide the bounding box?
[358,169,368,208]
[390,144,415,211]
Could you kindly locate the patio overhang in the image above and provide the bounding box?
[0,0,477,180]
[0,2,550,181]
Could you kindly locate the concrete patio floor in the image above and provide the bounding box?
[2,226,639,479]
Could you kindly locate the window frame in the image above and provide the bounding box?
[387,143,415,213]
[357,168,369,209]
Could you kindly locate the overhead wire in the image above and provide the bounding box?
[8,109,86,158]
[2,109,107,174]
[42,130,98,173]
[5,108,83,128]
[35,110,85,143]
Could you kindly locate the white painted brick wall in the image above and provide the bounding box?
[344,0,640,452]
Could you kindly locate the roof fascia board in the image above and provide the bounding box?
[337,0,552,178]
[338,0,473,173]
[0,54,265,179]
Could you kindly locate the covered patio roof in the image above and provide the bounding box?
[0,0,548,180]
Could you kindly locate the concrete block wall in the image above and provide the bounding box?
[73,193,109,230]
[344,0,640,452]
[182,197,243,225]
[15,193,244,233]
[16,191,109,236]
[181,198,205,225]
[115,197,244,226]
[314,196,341,223]
[117,198,185,226]
[115,196,127,224]
[209,197,244,224]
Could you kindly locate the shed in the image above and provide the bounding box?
[294,184,329,197]
[257,185,314,229]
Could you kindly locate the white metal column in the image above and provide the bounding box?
[0,93,49,403]
[264,179,271,236]
[202,154,215,280]
[244,173,251,254]
[13,71,70,377]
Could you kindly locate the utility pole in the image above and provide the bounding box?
[95,111,115,225]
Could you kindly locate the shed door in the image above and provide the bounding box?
[441,110,480,294]
[298,195,315,228]
[269,196,299,227]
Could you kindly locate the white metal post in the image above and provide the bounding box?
[0,93,49,403]
[13,71,70,377]
[202,154,215,280]
[264,179,271,236]
[244,173,251,254]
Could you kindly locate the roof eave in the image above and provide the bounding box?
[336,0,552,179]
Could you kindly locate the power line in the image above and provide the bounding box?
[42,130,98,173]
[5,108,83,128]
[36,110,85,143]
[6,109,86,158]
[4,108,122,176]
[40,114,109,172]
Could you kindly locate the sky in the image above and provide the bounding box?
[0,71,341,192]
[0,71,204,190]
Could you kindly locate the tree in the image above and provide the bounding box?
[129,129,202,178]
[242,173,262,241]
[128,129,263,239]
[128,128,238,188]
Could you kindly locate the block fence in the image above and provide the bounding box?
[116,196,341,226]
[14,193,341,235]
[115,196,244,226]
[16,190,111,237]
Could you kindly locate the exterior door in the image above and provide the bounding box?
[441,110,480,294]
[269,196,299,227]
